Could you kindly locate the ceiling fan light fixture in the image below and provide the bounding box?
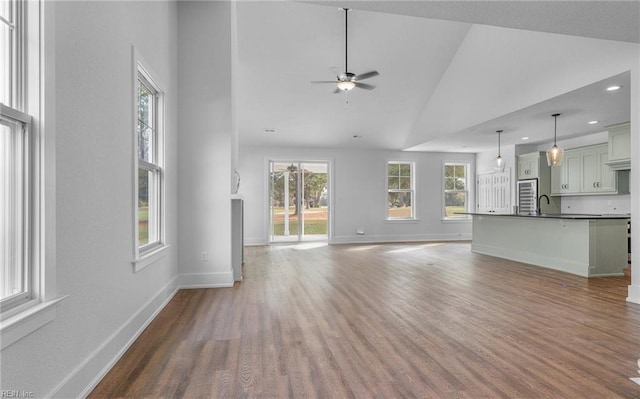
[337,80,356,91]
[546,113,564,167]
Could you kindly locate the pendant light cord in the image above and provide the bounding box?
[552,113,561,145]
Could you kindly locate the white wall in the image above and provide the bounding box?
[239,146,475,245]
[177,1,234,287]
[0,1,180,397]
[406,24,640,148]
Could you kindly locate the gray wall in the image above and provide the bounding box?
[239,145,475,245]
[177,1,234,287]
[0,1,180,396]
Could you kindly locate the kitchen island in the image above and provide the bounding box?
[468,213,630,277]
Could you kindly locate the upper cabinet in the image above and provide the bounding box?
[551,143,629,196]
[580,144,616,193]
[605,122,631,171]
[517,152,540,179]
[551,151,581,195]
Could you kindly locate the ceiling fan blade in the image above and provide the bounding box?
[355,82,375,90]
[355,71,379,81]
[311,80,337,84]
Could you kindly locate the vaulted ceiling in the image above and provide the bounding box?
[235,1,639,153]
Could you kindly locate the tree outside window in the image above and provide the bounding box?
[444,163,469,217]
[387,162,415,219]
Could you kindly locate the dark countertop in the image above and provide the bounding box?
[462,212,630,220]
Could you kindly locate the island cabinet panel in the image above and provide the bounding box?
[470,214,628,277]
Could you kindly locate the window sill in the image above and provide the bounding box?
[133,244,170,273]
[0,295,69,350]
[385,218,420,224]
[441,217,472,223]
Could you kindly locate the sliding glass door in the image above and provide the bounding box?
[269,161,329,243]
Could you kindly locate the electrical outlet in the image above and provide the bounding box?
[356,227,365,235]
[201,251,208,262]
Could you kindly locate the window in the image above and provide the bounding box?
[444,163,469,218]
[387,161,414,219]
[135,61,165,265]
[1,106,31,310]
[1,0,31,312]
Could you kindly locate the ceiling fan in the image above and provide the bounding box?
[311,8,379,93]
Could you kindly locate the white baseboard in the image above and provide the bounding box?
[50,276,180,398]
[628,284,640,304]
[245,237,267,246]
[180,271,234,288]
[330,233,472,245]
[50,269,235,398]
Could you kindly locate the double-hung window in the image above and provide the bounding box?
[1,106,31,310]
[387,161,415,220]
[1,0,32,312]
[135,62,165,266]
[444,163,469,218]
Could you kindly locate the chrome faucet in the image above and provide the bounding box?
[537,194,550,214]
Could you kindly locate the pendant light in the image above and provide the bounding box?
[495,130,505,172]
[546,113,564,167]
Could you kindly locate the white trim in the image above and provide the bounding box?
[441,217,472,223]
[442,161,471,219]
[180,272,235,288]
[330,234,471,245]
[132,46,168,270]
[384,218,420,224]
[50,277,180,398]
[0,295,67,350]
[132,244,171,273]
[265,159,331,244]
[386,160,416,221]
[0,0,59,348]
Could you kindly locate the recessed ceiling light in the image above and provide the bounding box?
[588,120,599,125]
[521,137,530,141]
[606,85,621,91]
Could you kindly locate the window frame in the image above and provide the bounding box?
[1,0,24,109]
[386,161,416,221]
[1,0,66,350]
[443,162,471,220]
[0,104,32,311]
[132,48,167,272]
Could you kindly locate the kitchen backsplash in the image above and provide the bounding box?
[561,194,630,215]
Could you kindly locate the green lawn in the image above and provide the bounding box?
[445,206,466,217]
[272,219,328,235]
[139,206,149,245]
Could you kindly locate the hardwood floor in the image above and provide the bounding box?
[89,242,640,398]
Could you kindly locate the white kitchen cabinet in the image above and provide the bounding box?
[580,144,617,194]
[551,150,581,195]
[517,153,540,180]
[605,122,631,170]
[476,170,511,214]
[551,143,628,196]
